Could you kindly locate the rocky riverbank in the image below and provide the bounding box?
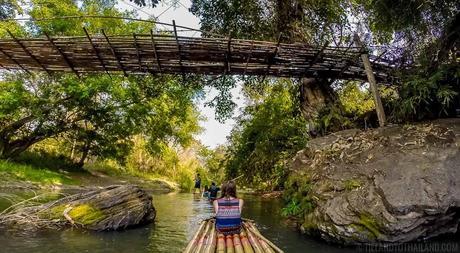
[286,118,460,245]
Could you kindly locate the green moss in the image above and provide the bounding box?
[350,213,382,239]
[302,213,318,232]
[360,214,381,236]
[41,204,67,219]
[68,204,105,225]
[344,179,362,191]
[43,204,105,226]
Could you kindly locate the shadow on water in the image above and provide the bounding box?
[0,190,459,253]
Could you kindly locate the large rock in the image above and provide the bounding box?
[288,119,460,245]
[0,185,156,231]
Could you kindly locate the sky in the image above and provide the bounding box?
[116,0,245,148]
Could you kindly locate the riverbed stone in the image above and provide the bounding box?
[288,119,460,245]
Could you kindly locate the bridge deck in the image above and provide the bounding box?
[0,32,393,81]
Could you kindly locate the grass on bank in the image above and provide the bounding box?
[0,159,77,185]
[84,159,181,190]
[0,143,201,191]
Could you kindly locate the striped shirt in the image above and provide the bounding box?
[216,198,241,235]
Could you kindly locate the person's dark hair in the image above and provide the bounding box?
[224,181,237,198]
[204,185,209,191]
[220,182,227,198]
[211,182,215,186]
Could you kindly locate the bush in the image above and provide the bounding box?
[389,63,459,122]
[14,150,80,172]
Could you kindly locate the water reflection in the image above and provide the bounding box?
[1,191,456,253]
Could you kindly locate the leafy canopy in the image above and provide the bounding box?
[224,79,309,190]
[0,0,202,161]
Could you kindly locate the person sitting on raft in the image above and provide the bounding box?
[208,182,220,201]
[202,185,210,198]
[213,181,243,235]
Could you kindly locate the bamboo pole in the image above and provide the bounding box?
[195,220,212,253]
[183,221,207,253]
[245,222,284,253]
[202,220,217,253]
[258,239,276,253]
[244,226,264,253]
[226,235,235,253]
[44,32,80,78]
[233,234,244,253]
[261,34,282,83]
[150,29,162,73]
[7,29,50,75]
[0,33,393,81]
[353,33,386,127]
[83,27,111,77]
[133,33,143,71]
[0,46,31,74]
[240,230,255,253]
[216,233,226,253]
[172,20,185,80]
[224,36,232,74]
[101,29,127,76]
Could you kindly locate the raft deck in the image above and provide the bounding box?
[183,219,284,253]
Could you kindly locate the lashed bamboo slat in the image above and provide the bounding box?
[0,33,393,81]
[183,221,207,253]
[217,234,226,253]
[244,222,284,253]
[244,226,264,253]
[184,219,284,253]
[226,235,235,253]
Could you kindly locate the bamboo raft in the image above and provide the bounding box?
[183,219,284,253]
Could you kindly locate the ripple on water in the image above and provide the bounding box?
[0,191,368,253]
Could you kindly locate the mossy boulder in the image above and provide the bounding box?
[1,185,156,231]
[287,119,460,245]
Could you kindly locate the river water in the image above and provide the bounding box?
[0,191,458,253]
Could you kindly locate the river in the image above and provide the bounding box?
[0,190,357,253]
[0,191,458,253]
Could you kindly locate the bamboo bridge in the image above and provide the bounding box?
[0,18,394,126]
[0,29,393,81]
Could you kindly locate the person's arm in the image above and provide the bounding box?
[213,199,219,215]
[239,199,244,213]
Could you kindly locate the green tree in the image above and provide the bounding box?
[0,0,203,163]
[129,0,162,8]
[225,80,309,190]
[199,145,226,183]
[190,0,460,122]
[0,0,20,19]
[190,0,355,130]
[190,0,350,43]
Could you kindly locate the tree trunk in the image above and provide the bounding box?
[0,185,156,231]
[77,140,91,167]
[299,78,337,136]
[0,136,44,159]
[275,0,304,43]
[70,139,77,160]
[430,11,460,71]
[299,78,336,120]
